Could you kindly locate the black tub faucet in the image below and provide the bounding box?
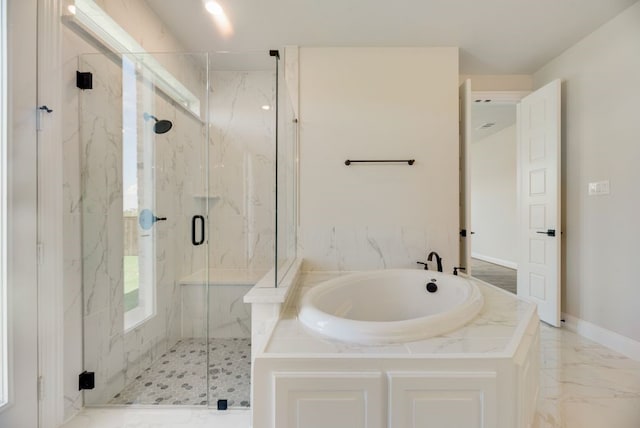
[416,261,429,270]
[427,251,443,272]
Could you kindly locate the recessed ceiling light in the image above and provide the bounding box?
[67,4,76,14]
[205,1,224,16]
[476,122,496,130]
[261,105,271,111]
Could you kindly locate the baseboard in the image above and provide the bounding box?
[562,313,640,362]
[471,253,518,270]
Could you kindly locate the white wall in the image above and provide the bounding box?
[533,1,640,344]
[459,75,532,91]
[470,125,517,267]
[299,47,459,271]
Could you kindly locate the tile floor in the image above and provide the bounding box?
[61,324,640,428]
[109,338,251,408]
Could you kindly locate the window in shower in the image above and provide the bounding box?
[123,56,155,331]
[0,0,7,408]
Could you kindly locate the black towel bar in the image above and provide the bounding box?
[344,159,415,166]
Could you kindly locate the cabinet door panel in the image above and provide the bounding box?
[274,371,383,428]
[388,371,497,428]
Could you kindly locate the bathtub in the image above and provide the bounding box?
[298,269,484,344]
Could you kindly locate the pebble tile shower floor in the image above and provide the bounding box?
[110,338,251,407]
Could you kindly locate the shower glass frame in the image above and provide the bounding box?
[78,49,285,408]
[79,51,212,406]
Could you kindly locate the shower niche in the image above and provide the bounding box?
[78,50,289,408]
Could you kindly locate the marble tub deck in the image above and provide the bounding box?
[264,271,537,356]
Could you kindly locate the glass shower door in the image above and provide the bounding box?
[79,51,210,406]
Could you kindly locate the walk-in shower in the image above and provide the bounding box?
[76,49,297,409]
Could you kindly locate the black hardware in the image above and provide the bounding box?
[78,371,95,390]
[345,159,415,166]
[427,252,443,272]
[76,71,93,90]
[460,229,476,237]
[39,105,53,113]
[192,215,205,246]
[536,229,556,237]
[453,266,466,276]
[269,49,280,59]
[426,282,438,293]
[217,399,228,411]
[416,261,429,270]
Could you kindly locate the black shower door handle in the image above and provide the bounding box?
[192,215,205,246]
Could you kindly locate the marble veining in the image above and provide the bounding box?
[209,70,276,272]
[302,226,437,272]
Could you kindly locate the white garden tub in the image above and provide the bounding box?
[298,269,484,344]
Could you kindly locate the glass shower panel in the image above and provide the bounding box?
[206,52,277,408]
[79,52,210,406]
[276,64,298,285]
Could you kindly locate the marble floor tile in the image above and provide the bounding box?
[62,323,640,428]
[60,408,250,428]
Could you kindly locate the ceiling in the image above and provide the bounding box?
[471,103,516,142]
[144,0,638,74]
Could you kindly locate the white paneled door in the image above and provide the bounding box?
[517,79,562,327]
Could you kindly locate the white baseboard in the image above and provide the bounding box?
[562,313,640,362]
[471,253,518,270]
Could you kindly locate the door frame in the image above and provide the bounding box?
[37,0,66,426]
[460,86,529,279]
[462,83,564,326]
[0,0,40,426]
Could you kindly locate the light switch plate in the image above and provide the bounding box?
[588,180,610,196]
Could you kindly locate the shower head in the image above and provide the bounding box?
[143,112,173,134]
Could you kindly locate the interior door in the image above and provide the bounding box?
[458,79,472,275]
[516,79,562,326]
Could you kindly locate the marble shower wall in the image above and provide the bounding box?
[209,70,276,272]
[79,53,208,404]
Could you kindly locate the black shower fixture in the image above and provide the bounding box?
[143,112,173,134]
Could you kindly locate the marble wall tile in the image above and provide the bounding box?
[209,70,276,272]
[62,25,100,419]
[181,285,252,339]
[301,225,438,272]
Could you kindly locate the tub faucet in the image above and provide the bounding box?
[427,252,443,272]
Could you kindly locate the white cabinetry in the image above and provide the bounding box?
[273,372,384,428]
[387,371,497,428]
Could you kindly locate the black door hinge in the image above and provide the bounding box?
[76,71,93,90]
[79,371,95,390]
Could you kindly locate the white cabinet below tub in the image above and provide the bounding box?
[267,370,497,428]
[387,371,497,428]
[272,371,384,428]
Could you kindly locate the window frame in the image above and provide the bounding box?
[122,56,156,333]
